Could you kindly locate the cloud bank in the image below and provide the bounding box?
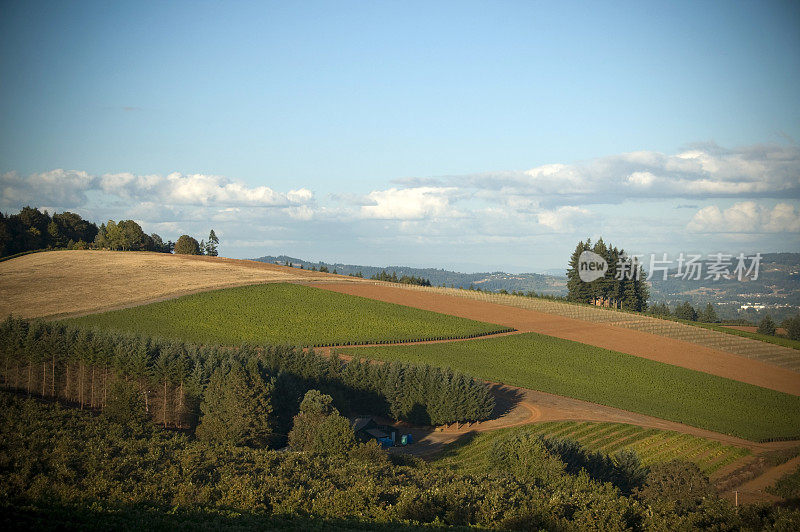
[2,142,797,266]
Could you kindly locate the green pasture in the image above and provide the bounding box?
[62,283,509,346]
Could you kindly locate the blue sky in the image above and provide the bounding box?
[1,1,799,271]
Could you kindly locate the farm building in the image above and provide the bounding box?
[351,416,411,447]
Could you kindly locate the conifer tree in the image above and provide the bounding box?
[288,389,355,454]
[699,303,718,323]
[196,359,274,448]
[566,239,592,303]
[758,314,777,336]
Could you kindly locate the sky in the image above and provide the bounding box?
[1,0,799,272]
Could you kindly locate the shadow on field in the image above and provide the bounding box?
[487,383,525,419]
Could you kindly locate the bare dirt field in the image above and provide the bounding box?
[0,250,355,319]
[310,282,800,396]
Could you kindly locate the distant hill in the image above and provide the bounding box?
[646,252,800,321]
[252,255,568,295]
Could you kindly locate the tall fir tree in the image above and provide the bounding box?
[196,359,274,448]
[566,239,592,303]
[206,229,219,256]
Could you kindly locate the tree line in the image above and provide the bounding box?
[650,301,719,322]
[566,238,650,311]
[370,270,432,286]
[0,206,219,258]
[0,317,494,446]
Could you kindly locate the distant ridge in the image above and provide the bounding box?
[251,255,567,295]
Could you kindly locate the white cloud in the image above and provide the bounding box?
[2,142,798,266]
[430,143,800,204]
[537,206,592,231]
[626,171,657,187]
[360,186,459,220]
[1,169,95,208]
[3,169,316,217]
[98,172,308,207]
[687,202,800,233]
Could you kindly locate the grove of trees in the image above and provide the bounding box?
[0,207,99,258]
[94,219,173,253]
[566,238,650,311]
[1,207,221,259]
[0,317,495,443]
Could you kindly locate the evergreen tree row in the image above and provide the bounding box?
[566,238,650,311]
[0,317,494,441]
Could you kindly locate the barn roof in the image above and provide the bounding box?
[351,417,376,432]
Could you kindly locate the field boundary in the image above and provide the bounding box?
[307,327,517,348]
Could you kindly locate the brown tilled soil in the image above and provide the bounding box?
[311,282,800,396]
[0,250,357,319]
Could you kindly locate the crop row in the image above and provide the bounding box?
[307,328,516,348]
[435,421,751,476]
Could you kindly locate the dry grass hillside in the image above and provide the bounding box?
[0,250,354,319]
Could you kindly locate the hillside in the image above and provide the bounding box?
[255,253,800,322]
[253,254,568,295]
[0,250,354,319]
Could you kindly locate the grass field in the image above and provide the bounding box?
[434,421,751,476]
[347,333,800,441]
[62,283,510,346]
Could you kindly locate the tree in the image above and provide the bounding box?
[757,315,777,336]
[488,431,567,483]
[698,303,718,323]
[783,315,800,340]
[634,460,715,512]
[174,235,201,255]
[196,359,274,448]
[673,301,697,321]
[650,302,671,316]
[206,229,219,256]
[149,233,169,253]
[287,389,355,454]
[104,379,148,425]
[566,239,593,303]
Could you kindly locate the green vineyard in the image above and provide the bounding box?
[435,421,751,476]
[350,332,800,441]
[62,283,510,346]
